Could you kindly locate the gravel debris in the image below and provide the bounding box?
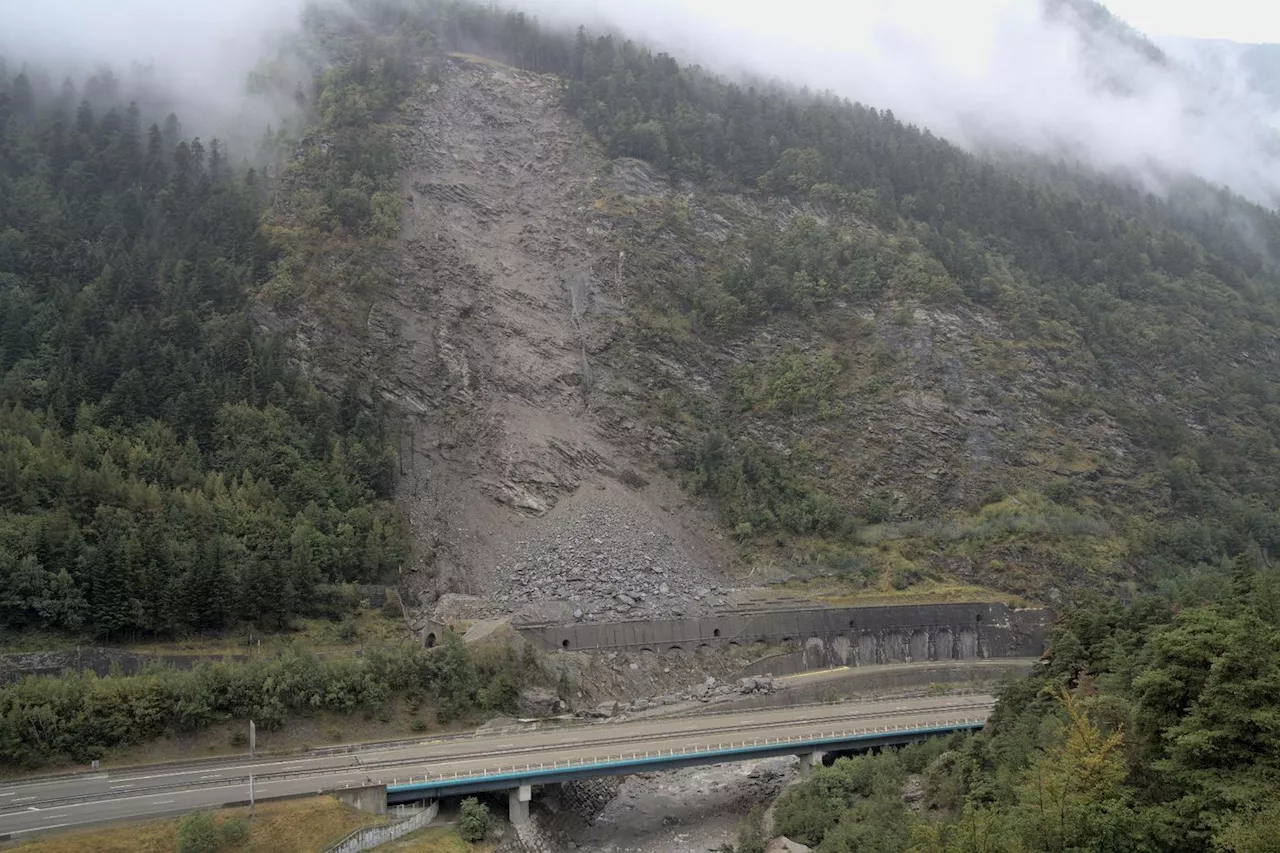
[495,500,730,621]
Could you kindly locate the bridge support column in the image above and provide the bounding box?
[797,751,826,779]
[509,784,532,825]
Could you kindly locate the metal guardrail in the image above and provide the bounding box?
[384,716,986,790]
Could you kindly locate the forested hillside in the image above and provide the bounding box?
[0,52,407,639]
[751,560,1280,853]
[7,0,1280,625]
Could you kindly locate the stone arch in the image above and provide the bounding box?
[804,637,827,669]
[831,635,853,666]
[857,632,877,666]
[908,630,929,662]
[667,645,684,653]
[935,628,955,660]
[561,639,571,650]
[884,630,908,663]
[425,632,437,649]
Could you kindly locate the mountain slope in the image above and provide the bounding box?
[254,0,1280,623]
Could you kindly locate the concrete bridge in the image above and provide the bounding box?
[378,694,993,824]
[0,695,992,839]
[497,603,1050,670]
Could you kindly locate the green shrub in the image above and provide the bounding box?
[175,811,221,853]
[861,497,891,524]
[0,632,535,767]
[459,797,490,842]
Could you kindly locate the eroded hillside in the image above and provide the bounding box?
[270,40,1280,619]
[278,57,740,627]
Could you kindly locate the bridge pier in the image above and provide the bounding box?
[797,750,826,779]
[509,784,532,825]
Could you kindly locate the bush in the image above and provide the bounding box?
[175,811,222,853]
[459,797,490,842]
[736,806,767,853]
[773,753,906,846]
[0,634,537,767]
[175,810,248,853]
[861,497,891,524]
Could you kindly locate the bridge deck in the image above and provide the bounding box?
[385,718,986,799]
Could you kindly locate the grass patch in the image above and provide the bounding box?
[787,577,1030,608]
[372,825,493,851]
[12,796,379,853]
[121,604,408,657]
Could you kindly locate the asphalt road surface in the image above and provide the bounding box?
[0,693,992,839]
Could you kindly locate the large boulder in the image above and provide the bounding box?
[766,838,813,853]
[516,686,564,717]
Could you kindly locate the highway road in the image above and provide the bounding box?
[0,693,993,840]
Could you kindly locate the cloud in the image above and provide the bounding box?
[1,0,1275,208]
[0,0,311,143]
[504,0,1280,208]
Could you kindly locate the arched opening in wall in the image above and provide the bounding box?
[697,643,711,654]
[561,639,571,650]
[975,614,983,623]
[425,632,437,648]
[781,637,794,646]
[728,641,741,648]
[668,645,683,653]
[713,628,722,638]
[849,620,857,629]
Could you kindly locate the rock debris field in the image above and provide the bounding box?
[496,501,731,622]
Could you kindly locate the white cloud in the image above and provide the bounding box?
[509,0,1280,208]
[0,0,1275,207]
[0,0,310,142]
[1103,0,1280,44]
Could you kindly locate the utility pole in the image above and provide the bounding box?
[249,719,256,757]
[249,774,255,816]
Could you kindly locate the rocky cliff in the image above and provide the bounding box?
[270,54,1218,622]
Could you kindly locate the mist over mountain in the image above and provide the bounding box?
[501,0,1280,209]
[0,0,1275,207]
[1165,36,1280,117]
[0,0,310,144]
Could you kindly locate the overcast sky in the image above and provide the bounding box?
[1104,0,1280,44]
[1,0,1276,206]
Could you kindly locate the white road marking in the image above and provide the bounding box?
[14,797,35,802]
[109,784,132,790]
[12,821,74,835]
[198,774,221,780]
[152,799,174,805]
[0,791,14,797]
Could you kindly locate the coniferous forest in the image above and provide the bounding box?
[0,62,408,639]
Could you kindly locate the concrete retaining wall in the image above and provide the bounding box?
[333,784,388,816]
[504,603,1050,669]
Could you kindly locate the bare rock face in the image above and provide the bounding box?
[277,57,735,622]
[517,686,565,717]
